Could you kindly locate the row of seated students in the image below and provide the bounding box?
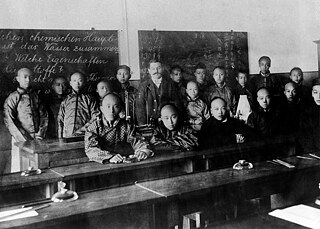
[3,56,320,165]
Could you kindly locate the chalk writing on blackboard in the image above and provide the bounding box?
[0,29,119,101]
[138,30,248,87]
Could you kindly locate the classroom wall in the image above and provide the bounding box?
[0,0,319,80]
[0,0,319,153]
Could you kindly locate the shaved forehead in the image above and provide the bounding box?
[102,93,121,105]
[17,68,32,76]
[257,88,269,96]
[285,82,298,90]
[210,98,226,107]
[161,104,178,116]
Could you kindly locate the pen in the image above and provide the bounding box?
[309,154,320,160]
[0,204,50,221]
[296,155,316,160]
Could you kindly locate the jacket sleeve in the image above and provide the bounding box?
[169,127,198,151]
[80,96,101,132]
[3,94,31,141]
[84,124,114,163]
[57,100,65,138]
[126,124,153,157]
[150,127,168,145]
[135,85,147,125]
[36,95,48,139]
[202,102,211,120]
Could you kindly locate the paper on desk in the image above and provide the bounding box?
[0,207,38,222]
[269,204,320,229]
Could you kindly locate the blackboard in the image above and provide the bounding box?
[138,30,248,87]
[0,29,119,104]
[0,29,119,151]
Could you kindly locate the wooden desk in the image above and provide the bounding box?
[15,138,88,171]
[1,155,320,229]
[135,155,320,228]
[0,170,62,207]
[0,184,165,229]
[50,135,296,193]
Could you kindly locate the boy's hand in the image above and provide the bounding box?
[109,154,124,163]
[135,149,153,161]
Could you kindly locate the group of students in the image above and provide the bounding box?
[3,55,320,167]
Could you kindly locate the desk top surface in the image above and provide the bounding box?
[0,170,63,191]
[135,156,320,198]
[0,184,164,229]
[15,138,84,154]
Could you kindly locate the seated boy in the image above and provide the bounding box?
[246,87,281,137]
[43,76,68,138]
[58,71,100,138]
[184,81,210,131]
[289,67,311,104]
[206,66,236,115]
[113,65,137,122]
[249,56,283,97]
[85,93,153,163]
[194,62,212,100]
[150,103,198,151]
[199,97,249,149]
[4,67,48,171]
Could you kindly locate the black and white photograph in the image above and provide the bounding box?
[0,0,320,228]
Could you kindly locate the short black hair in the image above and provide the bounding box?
[213,66,226,73]
[117,65,131,73]
[290,67,303,78]
[148,59,161,68]
[194,62,207,72]
[170,65,183,74]
[312,78,320,87]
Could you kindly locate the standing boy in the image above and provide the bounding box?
[4,68,48,171]
[194,62,211,100]
[43,76,68,138]
[113,65,137,123]
[206,66,236,114]
[58,71,100,138]
[249,56,283,97]
[184,81,210,131]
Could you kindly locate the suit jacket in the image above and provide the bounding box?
[135,77,179,125]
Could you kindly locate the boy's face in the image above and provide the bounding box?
[186,82,198,100]
[213,68,225,86]
[70,73,85,92]
[312,85,320,106]
[148,62,162,79]
[194,69,206,84]
[236,73,247,87]
[161,105,179,131]
[116,69,131,84]
[257,89,271,109]
[210,99,227,121]
[290,70,303,85]
[16,68,33,90]
[170,69,182,83]
[97,81,112,99]
[284,83,297,103]
[259,59,270,74]
[101,94,122,121]
[52,78,67,95]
